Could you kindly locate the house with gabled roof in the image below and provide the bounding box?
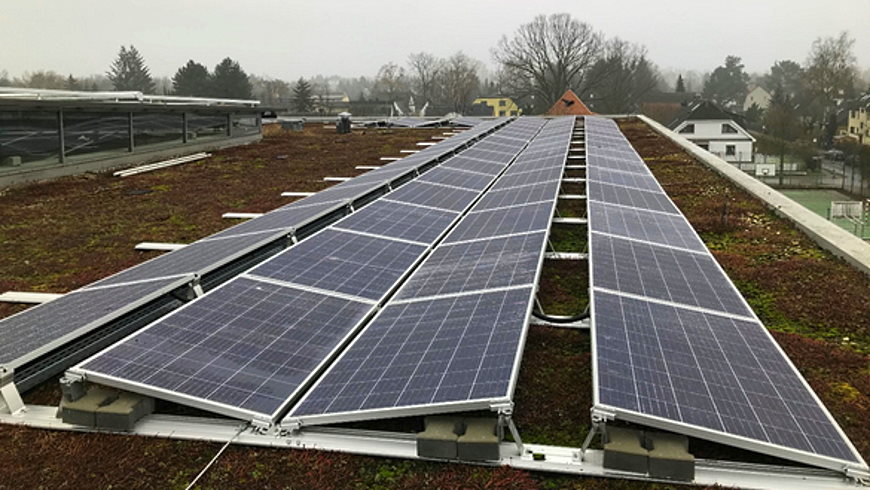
[546,89,594,116]
[670,100,755,163]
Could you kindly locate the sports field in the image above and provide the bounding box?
[780,188,870,239]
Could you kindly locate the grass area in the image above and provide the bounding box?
[779,188,870,239]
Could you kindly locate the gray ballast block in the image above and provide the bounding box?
[646,431,695,481]
[60,386,118,427]
[458,417,500,461]
[417,416,463,459]
[95,392,155,431]
[603,426,648,474]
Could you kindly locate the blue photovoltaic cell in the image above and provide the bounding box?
[332,200,457,244]
[80,277,373,418]
[444,201,553,243]
[589,201,706,252]
[470,141,524,156]
[208,201,341,240]
[588,181,679,215]
[86,230,285,288]
[475,180,561,211]
[0,276,187,365]
[249,229,425,301]
[384,181,480,212]
[396,232,544,299]
[591,233,750,317]
[587,166,661,192]
[417,167,494,191]
[289,287,533,417]
[587,154,647,174]
[594,291,860,463]
[491,166,564,190]
[440,156,506,176]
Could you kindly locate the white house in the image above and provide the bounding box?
[670,100,755,163]
[743,86,772,112]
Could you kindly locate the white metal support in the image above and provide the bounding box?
[544,252,588,260]
[559,194,586,200]
[0,368,24,415]
[280,192,315,197]
[222,212,264,219]
[323,177,352,182]
[416,142,436,146]
[355,166,381,170]
[134,242,187,252]
[0,292,63,304]
[552,217,588,225]
[380,157,402,161]
[399,150,419,154]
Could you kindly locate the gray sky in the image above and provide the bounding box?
[1,0,868,80]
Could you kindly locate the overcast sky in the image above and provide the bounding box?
[2,0,868,81]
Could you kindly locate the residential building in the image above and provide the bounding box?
[670,100,755,163]
[846,95,870,145]
[639,91,697,125]
[743,86,772,112]
[546,89,594,116]
[470,96,522,117]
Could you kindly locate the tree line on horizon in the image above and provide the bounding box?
[1,13,866,121]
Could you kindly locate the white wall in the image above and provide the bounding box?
[674,119,754,162]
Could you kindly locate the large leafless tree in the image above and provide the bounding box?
[407,52,442,105]
[492,13,602,112]
[372,62,409,102]
[581,38,659,114]
[436,52,481,114]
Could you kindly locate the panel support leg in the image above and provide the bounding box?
[496,404,523,455]
[0,367,24,415]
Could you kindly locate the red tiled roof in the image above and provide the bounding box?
[546,90,595,116]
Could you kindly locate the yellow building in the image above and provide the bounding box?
[847,100,870,146]
[471,97,522,117]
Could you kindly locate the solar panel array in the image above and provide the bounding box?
[285,117,575,425]
[0,119,508,374]
[585,116,866,470]
[73,118,538,422]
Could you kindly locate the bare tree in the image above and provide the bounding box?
[373,62,408,102]
[407,52,442,105]
[492,13,603,113]
[581,38,659,114]
[435,52,481,113]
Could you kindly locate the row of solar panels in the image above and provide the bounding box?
[0,118,510,391]
[70,117,574,426]
[583,116,866,472]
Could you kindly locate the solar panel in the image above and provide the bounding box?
[248,229,426,301]
[588,181,680,215]
[396,232,545,300]
[208,200,342,240]
[332,200,458,244]
[590,232,751,317]
[383,181,480,212]
[475,180,561,211]
[417,167,495,191]
[0,276,191,367]
[287,286,533,421]
[588,201,706,252]
[491,166,564,190]
[444,201,553,244]
[440,155,507,175]
[587,166,661,192]
[586,154,648,174]
[593,290,864,466]
[77,277,375,420]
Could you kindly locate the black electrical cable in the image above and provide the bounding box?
[531,308,590,323]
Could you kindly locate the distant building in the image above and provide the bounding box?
[470,96,521,117]
[743,86,772,112]
[845,95,870,146]
[546,90,594,116]
[312,93,350,115]
[670,100,755,163]
[638,91,697,125]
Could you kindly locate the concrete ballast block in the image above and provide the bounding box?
[457,418,500,461]
[603,426,648,474]
[417,416,463,459]
[60,386,118,427]
[95,392,155,431]
[646,431,695,481]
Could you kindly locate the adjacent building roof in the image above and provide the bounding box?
[668,99,745,129]
[546,89,594,116]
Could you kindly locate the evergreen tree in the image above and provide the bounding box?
[65,74,79,90]
[702,55,750,109]
[675,74,686,92]
[106,45,155,93]
[292,77,314,113]
[210,57,252,99]
[172,60,211,96]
